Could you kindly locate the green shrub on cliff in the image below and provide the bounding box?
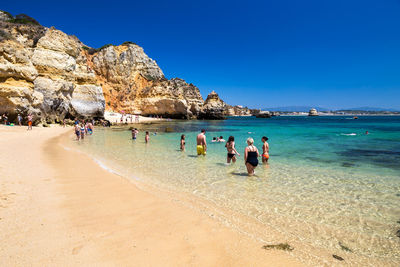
[122,41,137,46]
[1,10,14,20]
[97,44,113,51]
[10,14,40,25]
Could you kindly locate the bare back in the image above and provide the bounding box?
[197,133,206,146]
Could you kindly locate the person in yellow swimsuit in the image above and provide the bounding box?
[196,129,207,155]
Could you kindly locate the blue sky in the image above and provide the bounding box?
[3,0,400,109]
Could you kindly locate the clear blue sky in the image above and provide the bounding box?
[3,0,400,109]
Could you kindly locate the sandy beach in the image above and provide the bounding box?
[0,125,303,266]
[104,111,168,124]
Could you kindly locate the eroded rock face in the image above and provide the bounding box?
[90,44,205,119]
[0,12,232,122]
[199,91,226,120]
[0,20,104,122]
[224,105,252,116]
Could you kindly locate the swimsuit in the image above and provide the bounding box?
[227,153,235,159]
[197,145,206,155]
[262,153,269,159]
[246,151,258,167]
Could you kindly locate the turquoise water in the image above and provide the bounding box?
[72,116,400,265]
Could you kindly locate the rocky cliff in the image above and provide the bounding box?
[90,44,204,119]
[0,11,249,123]
[0,13,104,123]
[198,91,226,119]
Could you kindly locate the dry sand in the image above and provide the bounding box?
[104,111,167,124]
[0,125,303,266]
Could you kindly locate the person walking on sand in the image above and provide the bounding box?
[261,136,270,163]
[225,136,240,163]
[132,128,139,140]
[27,114,33,130]
[74,123,81,140]
[244,137,259,176]
[17,114,22,126]
[180,134,186,151]
[196,129,207,156]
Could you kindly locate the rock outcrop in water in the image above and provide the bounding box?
[0,11,252,122]
[224,105,252,116]
[199,91,226,120]
[308,108,318,116]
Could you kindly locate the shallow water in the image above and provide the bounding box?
[72,116,400,265]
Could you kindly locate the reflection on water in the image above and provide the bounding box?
[72,116,400,266]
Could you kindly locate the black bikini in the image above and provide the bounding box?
[246,149,258,167]
[227,153,235,158]
[227,142,236,159]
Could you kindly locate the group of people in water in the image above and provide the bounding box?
[195,129,269,175]
[131,128,269,176]
[74,120,94,140]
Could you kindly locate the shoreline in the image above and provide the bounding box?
[0,125,303,266]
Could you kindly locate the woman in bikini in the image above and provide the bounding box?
[244,137,259,176]
[225,136,240,163]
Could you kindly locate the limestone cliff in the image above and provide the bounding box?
[0,11,246,122]
[90,44,204,119]
[224,105,252,116]
[199,91,226,120]
[0,12,105,123]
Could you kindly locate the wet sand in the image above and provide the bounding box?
[0,125,303,266]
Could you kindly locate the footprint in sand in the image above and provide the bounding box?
[72,245,84,255]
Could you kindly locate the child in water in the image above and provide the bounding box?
[261,136,269,163]
[145,131,149,143]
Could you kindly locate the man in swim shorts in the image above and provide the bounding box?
[261,136,269,163]
[196,129,207,155]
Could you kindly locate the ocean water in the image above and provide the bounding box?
[71,116,400,265]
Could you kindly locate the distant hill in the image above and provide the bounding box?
[340,107,400,112]
[263,106,399,112]
[262,106,330,112]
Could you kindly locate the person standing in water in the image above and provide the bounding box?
[87,121,94,135]
[80,123,85,139]
[244,137,259,176]
[132,128,139,140]
[225,136,240,163]
[196,129,207,156]
[145,131,150,143]
[261,136,270,163]
[74,123,80,140]
[180,134,186,151]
